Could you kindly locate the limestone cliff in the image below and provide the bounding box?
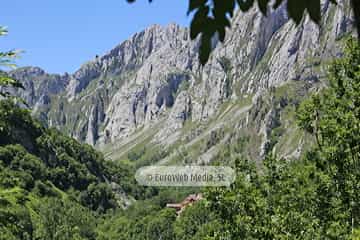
[10,0,355,163]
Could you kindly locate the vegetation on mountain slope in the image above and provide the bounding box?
[3,40,359,239]
[0,98,151,239]
[0,99,195,239]
[0,19,359,240]
[97,38,360,239]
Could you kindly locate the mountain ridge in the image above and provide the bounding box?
[9,0,355,164]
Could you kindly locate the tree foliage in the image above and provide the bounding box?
[1,23,359,238]
[200,38,360,239]
[0,99,146,238]
[297,38,360,234]
[0,27,24,101]
[35,198,97,240]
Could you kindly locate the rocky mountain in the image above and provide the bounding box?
[10,0,355,164]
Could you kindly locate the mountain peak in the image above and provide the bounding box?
[9,1,354,161]
[10,66,46,77]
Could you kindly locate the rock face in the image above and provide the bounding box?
[9,67,69,107]
[10,0,355,162]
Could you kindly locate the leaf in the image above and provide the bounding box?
[0,75,24,89]
[258,0,270,16]
[287,0,306,25]
[199,33,212,65]
[212,0,233,43]
[188,0,207,14]
[0,26,8,36]
[273,0,284,9]
[0,50,19,58]
[213,15,230,42]
[0,75,16,85]
[237,0,255,12]
[307,0,321,24]
[218,26,226,42]
[12,81,25,90]
[214,0,235,17]
[126,0,152,3]
[13,96,29,107]
[226,0,236,17]
[190,5,210,39]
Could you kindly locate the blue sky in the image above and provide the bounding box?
[0,0,190,74]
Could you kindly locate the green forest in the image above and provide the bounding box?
[0,37,359,239]
[0,0,360,240]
